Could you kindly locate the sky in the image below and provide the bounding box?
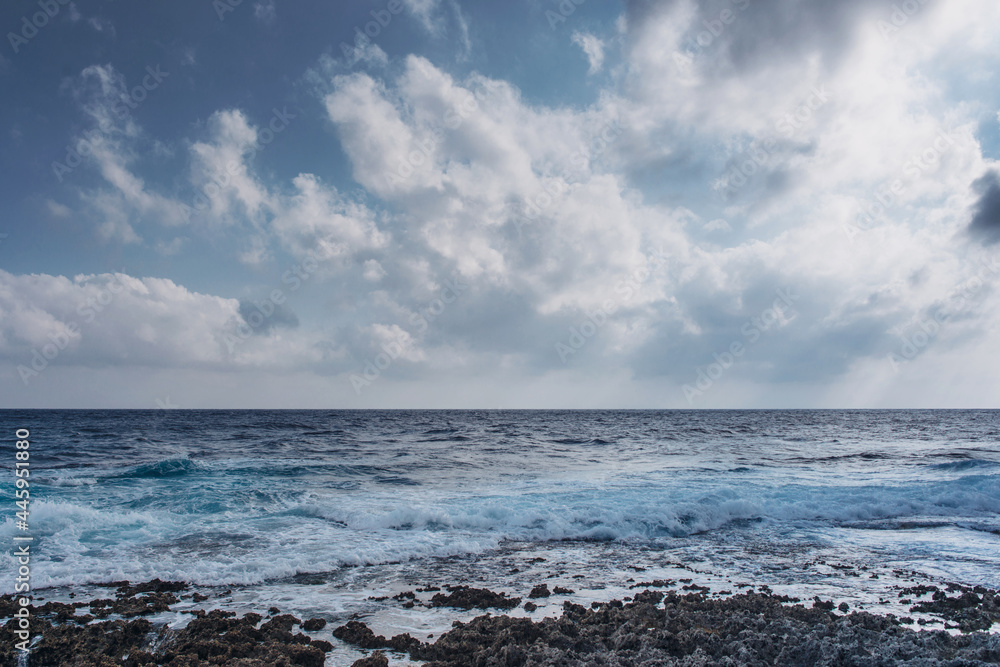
[1,0,999,409]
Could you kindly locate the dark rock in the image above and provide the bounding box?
[528,584,551,599]
[406,592,1000,666]
[0,601,325,667]
[310,638,333,651]
[352,650,389,667]
[430,586,521,610]
[630,579,675,589]
[331,620,419,653]
[302,617,327,631]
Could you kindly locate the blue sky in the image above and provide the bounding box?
[1,0,999,408]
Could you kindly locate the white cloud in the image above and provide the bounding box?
[253,0,276,24]
[271,174,389,264]
[61,64,189,243]
[571,31,605,74]
[87,17,115,36]
[45,200,72,218]
[188,109,276,224]
[0,270,348,378]
[402,0,443,34]
[363,259,387,282]
[20,1,1000,406]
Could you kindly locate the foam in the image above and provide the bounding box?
[6,468,997,593]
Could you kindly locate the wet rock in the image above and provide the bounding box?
[528,584,551,599]
[629,579,675,589]
[302,617,327,631]
[407,592,1000,666]
[430,585,521,610]
[333,620,385,649]
[524,601,538,612]
[908,584,1000,632]
[332,620,421,653]
[552,586,574,595]
[351,650,389,667]
[0,580,331,667]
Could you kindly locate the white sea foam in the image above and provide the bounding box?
[6,467,997,593]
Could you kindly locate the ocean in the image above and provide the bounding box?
[3,409,999,660]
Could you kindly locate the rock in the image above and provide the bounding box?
[352,650,389,667]
[332,620,421,653]
[405,591,1000,666]
[302,617,327,631]
[430,586,521,610]
[528,584,550,599]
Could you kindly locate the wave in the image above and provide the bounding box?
[4,467,998,592]
[117,458,198,478]
[928,458,998,471]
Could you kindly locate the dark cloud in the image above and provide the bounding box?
[968,170,1000,244]
[627,0,880,77]
[238,299,300,335]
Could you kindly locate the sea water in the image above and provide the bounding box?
[2,410,998,660]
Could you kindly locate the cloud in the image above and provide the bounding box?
[45,200,72,218]
[402,0,443,34]
[253,0,276,24]
[0,270,236,369]
[572,31,606,74]
[0,270,347,378]
[270,173,389,263]
[968,170,1000,243]
[188,109,276,224]
[87,16,115,36]
[238,298,298,334]
[61,64,187,243]
[15,1,1000,406]
[305,5,1000,399]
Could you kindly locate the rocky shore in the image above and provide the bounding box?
[2,578,999,666]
